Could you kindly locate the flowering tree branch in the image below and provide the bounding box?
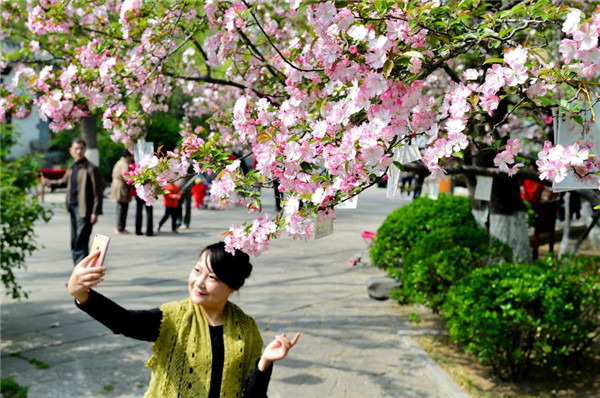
[2,0,600,256]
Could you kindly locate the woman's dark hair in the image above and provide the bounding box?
[200,242,252,290]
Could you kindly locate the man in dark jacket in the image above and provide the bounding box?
[43,139,104,264]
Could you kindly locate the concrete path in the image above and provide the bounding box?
[1,187,468,398]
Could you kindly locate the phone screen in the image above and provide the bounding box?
[90,234,110,267]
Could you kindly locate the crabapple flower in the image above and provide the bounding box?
[494,138,522,174]
[573,23,598,51]
[536,141,590,183]
[463,68,479,80]
[504,47,528,70]
[224,215,278,256]
[563,9,582,35]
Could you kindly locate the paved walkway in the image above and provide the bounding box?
[1,187,468,398]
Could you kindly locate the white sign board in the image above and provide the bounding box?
[134,141,154,163]
[335,195,358,209]
[386,147,402,199]
[314,218,334,239]
[553,103,600,192]
[474,175,493,201]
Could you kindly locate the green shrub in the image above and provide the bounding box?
[390,226,512,312]
[1,378,29,397]
[442,261,600,381]
[1,125,52,299]
[370,194,476,270]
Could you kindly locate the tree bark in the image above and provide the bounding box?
[467,173,532,262]
[559,192,571,257]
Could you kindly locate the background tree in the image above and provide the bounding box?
[0,124,52,299]
[2,0,600,257]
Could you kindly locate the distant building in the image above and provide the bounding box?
[1,66,60,165]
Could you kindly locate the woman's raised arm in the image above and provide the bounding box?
[258,332,301,371]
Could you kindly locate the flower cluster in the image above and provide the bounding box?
[102,104,146,147]
[536,141,591,184]
[3,0,600,255]
[494,138,524,177]
[559,9,600,78]
[224,215,279,256]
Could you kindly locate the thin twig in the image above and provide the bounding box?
[241,0,323,73]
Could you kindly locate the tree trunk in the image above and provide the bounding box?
[558,192,571,257]
[468,174,532,263]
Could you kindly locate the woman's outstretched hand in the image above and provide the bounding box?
[258,332,301,371]
[67,250,106,304]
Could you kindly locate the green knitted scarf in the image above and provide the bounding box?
[144,298,263,398]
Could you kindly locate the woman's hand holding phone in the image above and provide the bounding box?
[67,251,106,304]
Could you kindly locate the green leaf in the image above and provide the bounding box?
[383,58,395,78]
[484,58,504,65]
[529,48,551,65]
[453,151,464,159]
[402,50,424,59]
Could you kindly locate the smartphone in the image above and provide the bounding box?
[89,234,110,267]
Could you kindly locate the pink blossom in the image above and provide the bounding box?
[445,118,466,134]
[362,73,387,98]
[347,24,369,42]
[536,142,590,184]
[480,92,499,115]
[314,2,337,26]
[463,68,479,80]
[225,216,278,256]
[563,9,582,35]
[507,163,524,177]
[482,64,505,94]
[573,23,599,51]
[119,0,142,38]
[564,143,589,166]
[335,8,355,31]
[559,39,579,63]
[139,154,159,169]
[210,175,236,208]
[135,183,157,206]
[527,79,548,98]
[503,65,528,86]
[504,47,528,70]
[408,57,422,74]
[285,214,315,240]
[386,19,410,41]
[365,49,387,69]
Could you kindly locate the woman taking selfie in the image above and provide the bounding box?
[68,241,300,397]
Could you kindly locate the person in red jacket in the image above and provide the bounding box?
[191,177,209,209]
[158,183,181,233]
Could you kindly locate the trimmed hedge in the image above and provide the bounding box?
[442,260,600,380]
[370,194,476,270]
[390,226,512,312]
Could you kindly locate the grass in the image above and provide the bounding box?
[1,378,29,398]
[27,358,50,370]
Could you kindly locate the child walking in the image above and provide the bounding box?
[158,182,181,233]
[192,177,209,209]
